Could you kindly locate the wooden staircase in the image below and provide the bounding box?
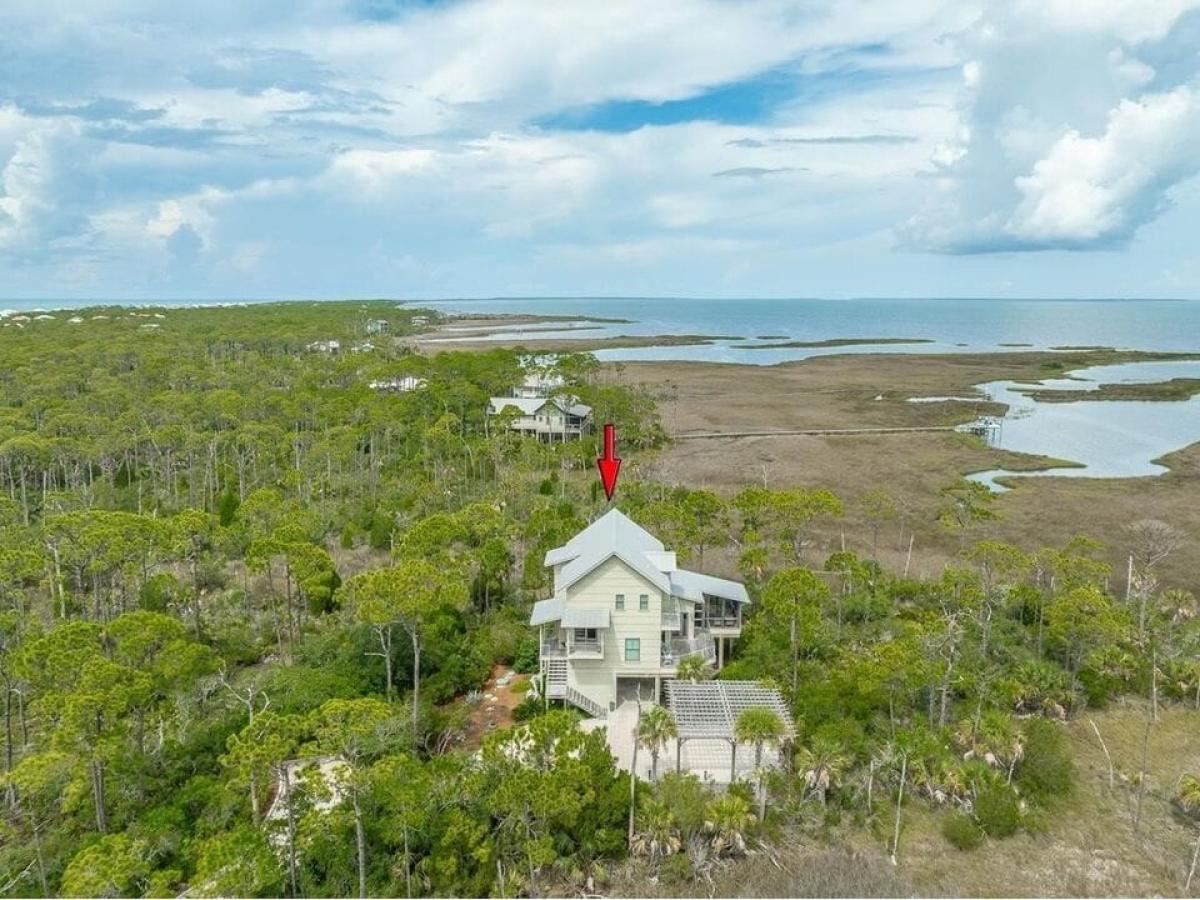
[565,685,607,719]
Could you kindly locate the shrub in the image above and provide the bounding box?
[368,512,393,550]
[140,572,181,612]
[512,636,539,673]
[658,852,694,884]
[975,784,1021,838]
[942,813,984,851]
[512,695,545,721]
[1015,718,1074,804]
[510,676,531,694]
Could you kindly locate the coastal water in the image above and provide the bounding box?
[966,361,1200,490]
[427,297,1200,363]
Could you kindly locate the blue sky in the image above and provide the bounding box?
[1,0,1199,300]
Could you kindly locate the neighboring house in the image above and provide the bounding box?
[369,375,427,393]
[512,372,566,399]
[488,395,592,442]
[531,509,749,717]
[365,319,390,335]
[306,339,341,353]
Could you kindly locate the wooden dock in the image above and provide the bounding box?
[675,417,1002,444]
[675,426,959,439]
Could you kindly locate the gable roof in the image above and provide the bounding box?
[541,509,750,606]
[489,395,593,418]
[546,508,670,595]
[489,397,547,416]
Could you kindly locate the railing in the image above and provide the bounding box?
[661,610,682,631]
[565,685,606,719]
[568,637,603,656]
[661,634,717,667]
[704,614,742,630]
[540,640,565,658]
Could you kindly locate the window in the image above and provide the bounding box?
[638,594,649,611]
[574,628,597,642]
[624,638,640,662]
[615,594,625,610]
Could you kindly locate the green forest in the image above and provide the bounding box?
[1,301,1198,898]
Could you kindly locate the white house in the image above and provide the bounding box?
[512,372,566,399]
[369,375,427,393]
[488,395,592,442]
[531,509,749,717]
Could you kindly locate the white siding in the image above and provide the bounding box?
[564,556,664,712]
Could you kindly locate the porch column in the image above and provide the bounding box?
[717,636,724,669]
[676,737,683,773]
[541,625,549,711]
[729,740,737,783]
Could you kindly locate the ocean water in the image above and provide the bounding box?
[426,297,1200,363]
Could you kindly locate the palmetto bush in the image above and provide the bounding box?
[704,794,755,857]
[631,796,682,862]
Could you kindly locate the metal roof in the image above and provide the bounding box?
[489,397,546,416]
[561,607,611,629]
[489,396,592,417]
[543,509,750,606]
[669,569,751,605]
[544,508,663,566]
[529,597,565,626]
[665,681,795,740]
[549,510,672,595]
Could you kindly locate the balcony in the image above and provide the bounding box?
[568,636,603,659]
[704,614,742,633]
[540,639,565,659]
[661,633,717,668]
[695,597,743,634]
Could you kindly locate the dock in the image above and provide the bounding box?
[675,418,1002,443]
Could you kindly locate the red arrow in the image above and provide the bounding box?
[596,423,621,501]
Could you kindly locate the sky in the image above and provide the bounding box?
[2,0,1200,301]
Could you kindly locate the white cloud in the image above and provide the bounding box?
[1007,87,1200,245]
[2,0,1200,296]
[0,121,85,250]
[902,0,1200,253]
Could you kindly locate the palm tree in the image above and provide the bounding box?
[704,794,754,857]
[637,705,678,782]
[1177,774,1200,817]
[675,654,712,683]
[955,709,1026,782]
[795,737,850,806]
[630,796,682,863]
[734,707,787,820]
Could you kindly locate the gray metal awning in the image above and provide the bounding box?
[561,607,611,629]
[529,597,565,626]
